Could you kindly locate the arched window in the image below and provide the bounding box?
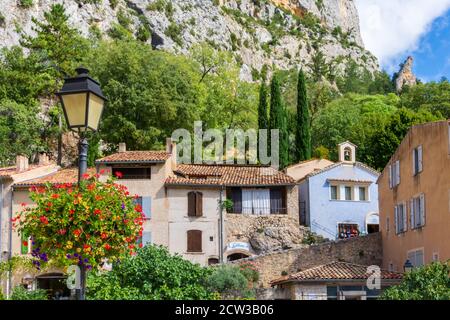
[187,191,203,217]
[208,258,219,265]
[227,252,249,262]
[187,230,202,252]
[344,147,352,161]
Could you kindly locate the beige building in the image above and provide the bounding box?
[378,120,450,272]
[3,140,298,296]
[270,261,402,300]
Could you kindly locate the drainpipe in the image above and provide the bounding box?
[218,187,224,264]
[7,185,14,298]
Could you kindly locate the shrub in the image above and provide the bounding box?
[206,265,254,299]
[146,0,166,12]
[10,286,48,300]
[165,22,183,46]
[0,13,5,27]
[109,0,118,9]
[18,0,33,8]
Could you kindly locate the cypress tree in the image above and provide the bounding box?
[295,69,311,161]
[258,83,269,130]
[269,74,289,169]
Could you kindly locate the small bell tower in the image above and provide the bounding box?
[338,141,357,163]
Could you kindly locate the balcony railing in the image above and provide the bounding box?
[227,206,287,215]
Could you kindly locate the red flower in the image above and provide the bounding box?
[104,243,111,250]
[39,216,49,225]
[134,205,142,213]
[73,229,81,237]
[101,232,107,239]
[95,195,103,201]
[94,209,102,215]
[87,184,95,191]
[21,202,27,207]
[51,194,60,199]
[82,173,90,179]
[69,209,75,215]
[128,244,135,249]
[47,202,53,207]
[100,169,105,174]
[114,171,123,178]
[123,219,129,224]
[139,230,143,237]
[58,229,66,235]
[22,241,28,247]
[139,243,143,248]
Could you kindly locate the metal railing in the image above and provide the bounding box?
[227,206,287,215]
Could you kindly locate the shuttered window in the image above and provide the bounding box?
[187,230,202,252]
[187,192,203,217]
[395,203,407,234]
[412,145,423,175]
[411,194,425,229]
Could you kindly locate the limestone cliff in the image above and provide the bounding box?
[395,56,417,92]
[0,0,379,80]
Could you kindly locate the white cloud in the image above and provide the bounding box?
[354,0,450,71]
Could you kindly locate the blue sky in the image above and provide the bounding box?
[355,0,450,82]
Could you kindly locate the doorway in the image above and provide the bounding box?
[36,273,71,300]
[367,224,379,234]
[227,253,250,262]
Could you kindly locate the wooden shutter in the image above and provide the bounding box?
[418,146,423,172]
[402,203,407,232]
[394,206,398,234]
[195,192,203,217]
[231,188,242,213]
[142,196,151,219]
[410,199,415,229]
[395,160,400,186]
[412,149,416,175]
[270,188,283,214]
[388,165,392,188]
[420,193,425,227]
[187,230,202,252]
[187,191,196,216]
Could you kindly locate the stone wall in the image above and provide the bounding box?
[231,232,382,288]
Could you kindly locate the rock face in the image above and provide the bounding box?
[395,56,417,92]
[0,0,379,80]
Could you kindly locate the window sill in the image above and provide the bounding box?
[184,252,204,255]
[329,200,370,203]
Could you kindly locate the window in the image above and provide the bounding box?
[412,145,423,175]
[187,230,202,252]
[408,249,424,267]
[112,167,151,179]
[338,224,360,239]
[410,194,425,229]
[395,203,407,234]
[359,187,366,201]
[345,186,352,200]
[187,191,203,217]
[208,258,219,265]
[386,217,390,233]
[137,231,152,247]
[330,185,338,200]
[389,160,400,188]
[432,252,439,262]
[133,196,151,219]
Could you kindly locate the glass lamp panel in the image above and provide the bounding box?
[61,93,87,128]
[87,93,104,131]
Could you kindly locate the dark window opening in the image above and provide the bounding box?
[227,253,249,262]
[367,224,379,234]
[36,273,71,300]
[208,258,219,265]
[112,167,151,179]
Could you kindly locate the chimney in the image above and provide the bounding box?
[118,143,126,153]
[38,153,50,166]
[16,155,29,172]
[166,138,173,154]
[166,138,177,171]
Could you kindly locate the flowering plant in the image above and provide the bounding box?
[14,172,144,271]
[238,261,259,283]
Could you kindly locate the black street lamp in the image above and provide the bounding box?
[403,259,414,273]
[57,67,106,300]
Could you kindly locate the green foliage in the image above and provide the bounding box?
[146,0,167,12]
[0,13,5,27]
[165,22,183,46]
[369,107,441,170]
[87,245,215,300]
[258,83,269,130]
[0,99,43,166]
[205,264,254,299]
[312,145,329,159]
[295,69,311,161]
[10,286,48,300]
[269,74,289,169]
[380,262,450,300]
[399,80,450,118]
[18,0,34,8]
[109,0,119,9]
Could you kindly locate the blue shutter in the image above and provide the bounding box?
[142,231,152,246]
[142,196,151,219]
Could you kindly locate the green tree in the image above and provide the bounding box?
[269,74,289,168]
[380,262,450,300]
[87,245,215,300]
[9,286,48,300]
[258,83,269,130]
[369,107,441,170]
[0,99,43,166]
[205,265,254,299]
[295,69,311,161]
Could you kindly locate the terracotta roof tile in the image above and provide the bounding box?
[165,164,295,187]
[14,168,97,187]
[271,261,403,285]
[96,151,170,163]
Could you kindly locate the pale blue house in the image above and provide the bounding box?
[294,142,380,240]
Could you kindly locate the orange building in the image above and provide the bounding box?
[377,120,450,272]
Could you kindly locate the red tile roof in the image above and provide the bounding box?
[14,168,97,187]
[271,261,403,285]
[96,151,170,163]
[165,164,295,187]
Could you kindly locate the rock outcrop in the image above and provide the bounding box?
[0,0,379,81]
[395,56,417,92]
